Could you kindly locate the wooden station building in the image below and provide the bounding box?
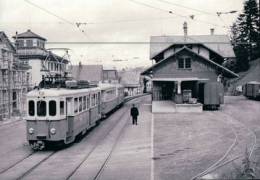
[141,22,239,112]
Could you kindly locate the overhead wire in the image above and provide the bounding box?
[23,0,92,40]
[127,0,228,29]
[155,0,216,16]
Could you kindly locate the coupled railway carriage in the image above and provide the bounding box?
[243,81,260,100]
[100,83,124,117]
[26,80,125,150]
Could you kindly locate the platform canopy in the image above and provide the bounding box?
[152,77,209,82]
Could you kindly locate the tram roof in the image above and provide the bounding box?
[27,87,101,97]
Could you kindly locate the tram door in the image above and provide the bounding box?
[66,97,74,138]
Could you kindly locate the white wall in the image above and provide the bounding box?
[28,59,42,87]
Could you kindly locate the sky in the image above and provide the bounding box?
[0,0,245,69]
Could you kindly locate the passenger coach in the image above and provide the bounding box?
[26,86,101,150]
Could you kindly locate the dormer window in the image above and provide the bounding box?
[178,57,191,69]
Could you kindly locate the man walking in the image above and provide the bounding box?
[130,104,139,125]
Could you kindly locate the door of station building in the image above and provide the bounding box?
[161,82,175,100]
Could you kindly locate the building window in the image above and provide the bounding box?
[49,100,56,116]
[26,40,33,47]
[28,100,35,116]
[60,101,64,115]
[178,58,184,69]
[17,40,24,48]
[185,58,191,68]
[178,57,192,69]
[37,101,46,116]
[33,39,37,47]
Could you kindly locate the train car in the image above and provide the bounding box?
[198,82,224,110]
[243,81,260,100]
[26,86,101,150]
[116,84,125,107]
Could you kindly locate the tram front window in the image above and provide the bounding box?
[37,101,46,116]
[28,100,35,116]
[49,100,56,116]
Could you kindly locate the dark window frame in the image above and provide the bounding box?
[49,100,57,116]
[28,100,35,116]
[37,100,46,117]
[60,101,65,115]
[178,57,192,69]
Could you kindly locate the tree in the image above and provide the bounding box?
[230,0,259,72]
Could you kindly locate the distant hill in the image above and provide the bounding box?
[236,58,260,86]
[227,58,260,95]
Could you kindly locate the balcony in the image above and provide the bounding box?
[16,48,48,58]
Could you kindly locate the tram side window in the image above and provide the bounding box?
[49,101,56,116]
[79,97,83,112]
[91,94,95,107]
[60,101,64,115]
[83,96,86,110]
[28,100,35,116]
[87,95,90,109]
[37,101,46,116]
[74,98,78,113]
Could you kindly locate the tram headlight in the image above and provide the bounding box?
[28,128,34,134]
[50,128,56,135]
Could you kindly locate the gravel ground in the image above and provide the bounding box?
[153,96,260,180]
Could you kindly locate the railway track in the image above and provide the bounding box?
[191,112,257,180]
[65,107,129,180]
[0,152,34,174]
[0,151,56,179]
[66,98,144,180]
[0,95,148,180]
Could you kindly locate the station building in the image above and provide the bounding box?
[141,22,239,112]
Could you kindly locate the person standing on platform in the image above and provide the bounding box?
[130,104,139,125]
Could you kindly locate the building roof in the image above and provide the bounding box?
[71,65,103,82]
[150,35,235,59]
[142,46,239,78]
[0,31,16,51]
[120,71,141,86]
[14,29,46,41]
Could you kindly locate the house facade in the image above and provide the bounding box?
[141,22,238,110]
[13,30,69,88]
[71,63,120,84]
[120,70,143,97]
[0,32,30,120]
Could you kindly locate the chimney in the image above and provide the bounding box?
[210,28,215,35]
[183,21,188,41]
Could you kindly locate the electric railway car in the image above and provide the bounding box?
[26,81,124,150]
[243,81,260,100]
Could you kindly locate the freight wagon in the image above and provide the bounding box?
[243,81,260,100]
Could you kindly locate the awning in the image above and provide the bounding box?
[152,77,209,82]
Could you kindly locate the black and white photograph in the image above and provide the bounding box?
[0,0,260,179]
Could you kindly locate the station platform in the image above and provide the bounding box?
[96,103,152,180]
[152,100,203,113]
